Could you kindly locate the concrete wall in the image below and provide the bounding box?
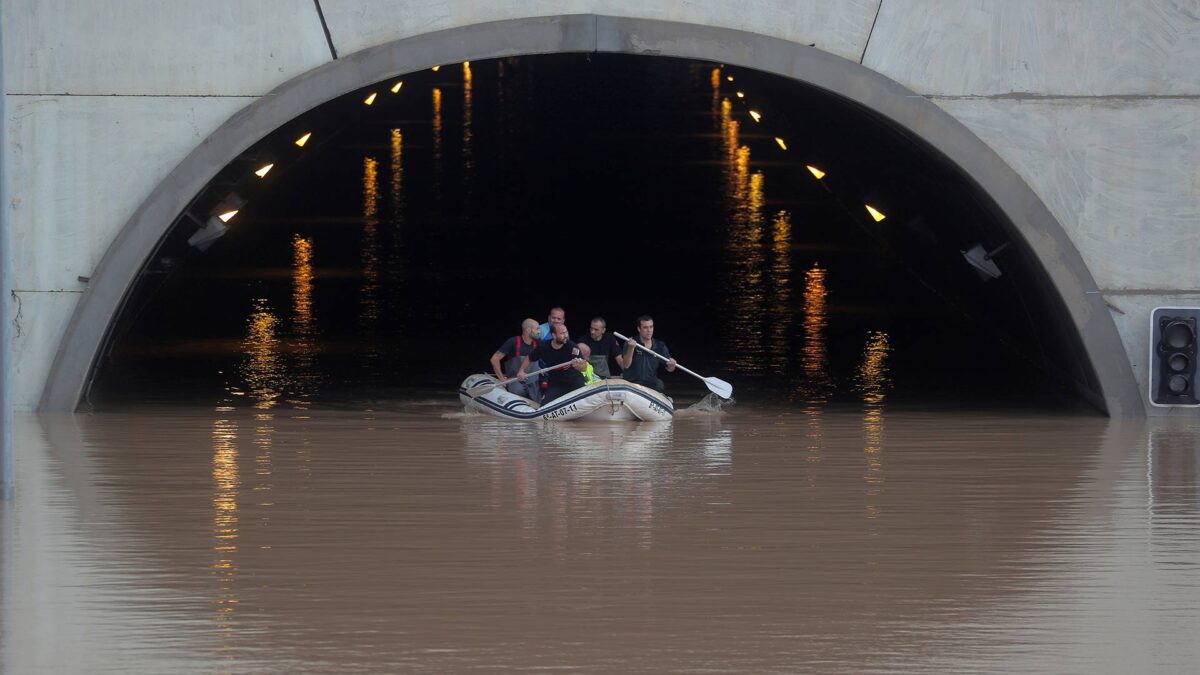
[3,1,1198,414]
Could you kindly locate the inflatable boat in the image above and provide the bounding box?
[458,374,674,421]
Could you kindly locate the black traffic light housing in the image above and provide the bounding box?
[1150,307,1200,407]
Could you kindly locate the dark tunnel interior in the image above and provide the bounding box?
[88,53,1100,413]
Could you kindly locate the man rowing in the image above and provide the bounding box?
[518,323,587,403]
[489,318,540,400]
[617,315,676,393]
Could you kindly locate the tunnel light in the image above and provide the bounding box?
[390,81,404,93]
[463,60,470,66]
[363,92,377,106]
[254,163,274,178]
[865,204,886,222]
[294,132,312,147]
[736,91,745,99]
[806,165,826,179]
[726,75,734,82]
[432,65,440,72]
[774,137,788,151]
[211,193,245,224]
[749,110,762,122]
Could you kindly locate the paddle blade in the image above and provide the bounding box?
[704,377,733,399]
[465,382,497,397]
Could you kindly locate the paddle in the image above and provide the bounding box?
[613,331,733,399]
[465,360,583,398]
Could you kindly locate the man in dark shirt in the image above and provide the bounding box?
[617,315,676,393]
[518,323,586,404]
[578,316,623,379]
[489,318,540,399]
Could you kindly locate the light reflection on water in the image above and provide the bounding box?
[360,156,381,329]
[5,406,1200,672]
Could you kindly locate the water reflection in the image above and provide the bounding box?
[1148,425,1200,551]
[386,129,405,318]
[211,413,240,631]
[797,264,832,403]
[238,299,282,409]
[360,156,381,329]
[717,96,769,375]
[460,419,720,552]
[769,210,793,373]
[431,87,443,181]
[857,331,891,523]
[462,61,474,174]
[290,235,318,405]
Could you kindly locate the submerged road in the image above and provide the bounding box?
[4,402,1199,672]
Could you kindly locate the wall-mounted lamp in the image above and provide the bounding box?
[961,241,1009,281]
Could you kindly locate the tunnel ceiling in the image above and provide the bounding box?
[83,52,1102,412]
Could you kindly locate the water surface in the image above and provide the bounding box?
[4,402,1198,673]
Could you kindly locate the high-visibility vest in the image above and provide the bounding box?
[583,362,598,385]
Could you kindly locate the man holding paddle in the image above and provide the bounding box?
[617,315,676,393]
[518,323,587,403]
[489,318,541,399]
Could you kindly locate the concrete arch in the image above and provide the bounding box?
[40,14,1142,415]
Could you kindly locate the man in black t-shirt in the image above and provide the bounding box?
[578,316,623,379]
[518,323,586,404]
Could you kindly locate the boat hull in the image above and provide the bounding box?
[459,375,673,421]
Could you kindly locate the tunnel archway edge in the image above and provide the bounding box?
[40,14,1142,415]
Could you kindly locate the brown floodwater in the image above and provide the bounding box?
[3,401,1199,673]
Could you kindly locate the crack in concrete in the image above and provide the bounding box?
[860,0,883,65]
[10,290,21,340]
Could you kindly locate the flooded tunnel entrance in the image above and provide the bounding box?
[87,53,1100,411]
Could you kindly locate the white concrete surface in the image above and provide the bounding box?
[319,0,880,63]
[865,0,1200,96]
[3,1,1199,414]
[937,97,1200,292]
[10,291,80,412]
[3,0,330,96]
[8,95,251,290]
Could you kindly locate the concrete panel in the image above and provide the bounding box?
[1106,293,1200,418]
[319,1,881,64]
[865,0,1200,96]
[7,94,250,290]
[3,0,331,96]
[937,97,1200,291]
[11,291,80,410]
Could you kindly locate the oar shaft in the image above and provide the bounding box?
[612,331,731,397]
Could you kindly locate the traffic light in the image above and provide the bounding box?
[1150,307,1200,406]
